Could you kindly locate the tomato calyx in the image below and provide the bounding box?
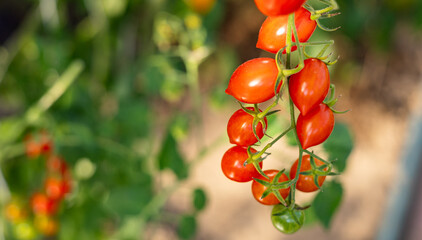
[323,84,350,114]
[244,146,268,179]
[238,102,281,143]
[303,0,340,32]
[302,40,339,66]
[298,153,338,190]
[253,169,293,206]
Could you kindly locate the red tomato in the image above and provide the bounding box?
[30,193,57,216]
[256,7,316,54]
[225,58,280,104]
[296,104,334,149]
[25,141,41,158]
[251,169,290,205]
[221,146,262,182]
[289,58,330,116]
[45,177,70,201]
[227,107,267,147]
[39,131,53,155]
[47,156,69,176]
[289,155,326,192]
[254,0,307,16]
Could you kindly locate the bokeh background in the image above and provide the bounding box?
[1,0,422,239]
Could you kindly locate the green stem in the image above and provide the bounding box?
[25,60,85,124]
[284,13,306,209]
[303,149,331,165]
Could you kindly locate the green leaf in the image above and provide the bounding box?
[178,215,197,240]
[193,188,207,212]
[323,122,353,172]
[312,181,343,228]
[157,129,188,179]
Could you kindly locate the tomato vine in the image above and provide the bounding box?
[222,0,347,234]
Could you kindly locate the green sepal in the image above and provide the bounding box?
[253,177,271,187]
[313,175,322,190]
[261,188,273,200]
[273,189,287,206]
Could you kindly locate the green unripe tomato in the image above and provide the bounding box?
[271,204,305,234]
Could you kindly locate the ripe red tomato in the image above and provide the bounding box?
[221,146,262,182]
[25,141,41,158]
[251,169,290,205]
[289,58,330,116]
[296,104,334,149]
[45,177,70,201]
[254,0,307,16]
[39,131,53,155]
[47,156,69,176]
[256,7,316,54]
[225,58,280,104]
[30,193,57,216]
[227,107,267,147]
[289,155,327,192]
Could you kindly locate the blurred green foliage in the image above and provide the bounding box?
[0,0,227,239]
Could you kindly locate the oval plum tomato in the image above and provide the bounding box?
[251,169,290,205]
[221,146,262,182]
[227,107,267,147]
[271,204,305,234]
[289,58,330,116]
[289,155,327,192]
[254,0,307,16]
[296,104,334,149]
[30,193,57,216]
[257,7,316,54]
[225,58,280,104]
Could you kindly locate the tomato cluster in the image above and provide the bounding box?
[4,131,72,238]
[222,0,342,234]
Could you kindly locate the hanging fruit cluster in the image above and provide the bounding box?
[222,0,345,234]
[4,131,72,239]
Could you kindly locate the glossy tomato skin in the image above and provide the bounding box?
[254,0,307,16]
[271,204,305,234]
[289,58,330,116]
[221,146,262,182]
[251,169,290,205]
[227,107,268,147]
[257,7,316,54]
[225,58,280,104]
[289,155,327,192]
[296,104,334,149]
